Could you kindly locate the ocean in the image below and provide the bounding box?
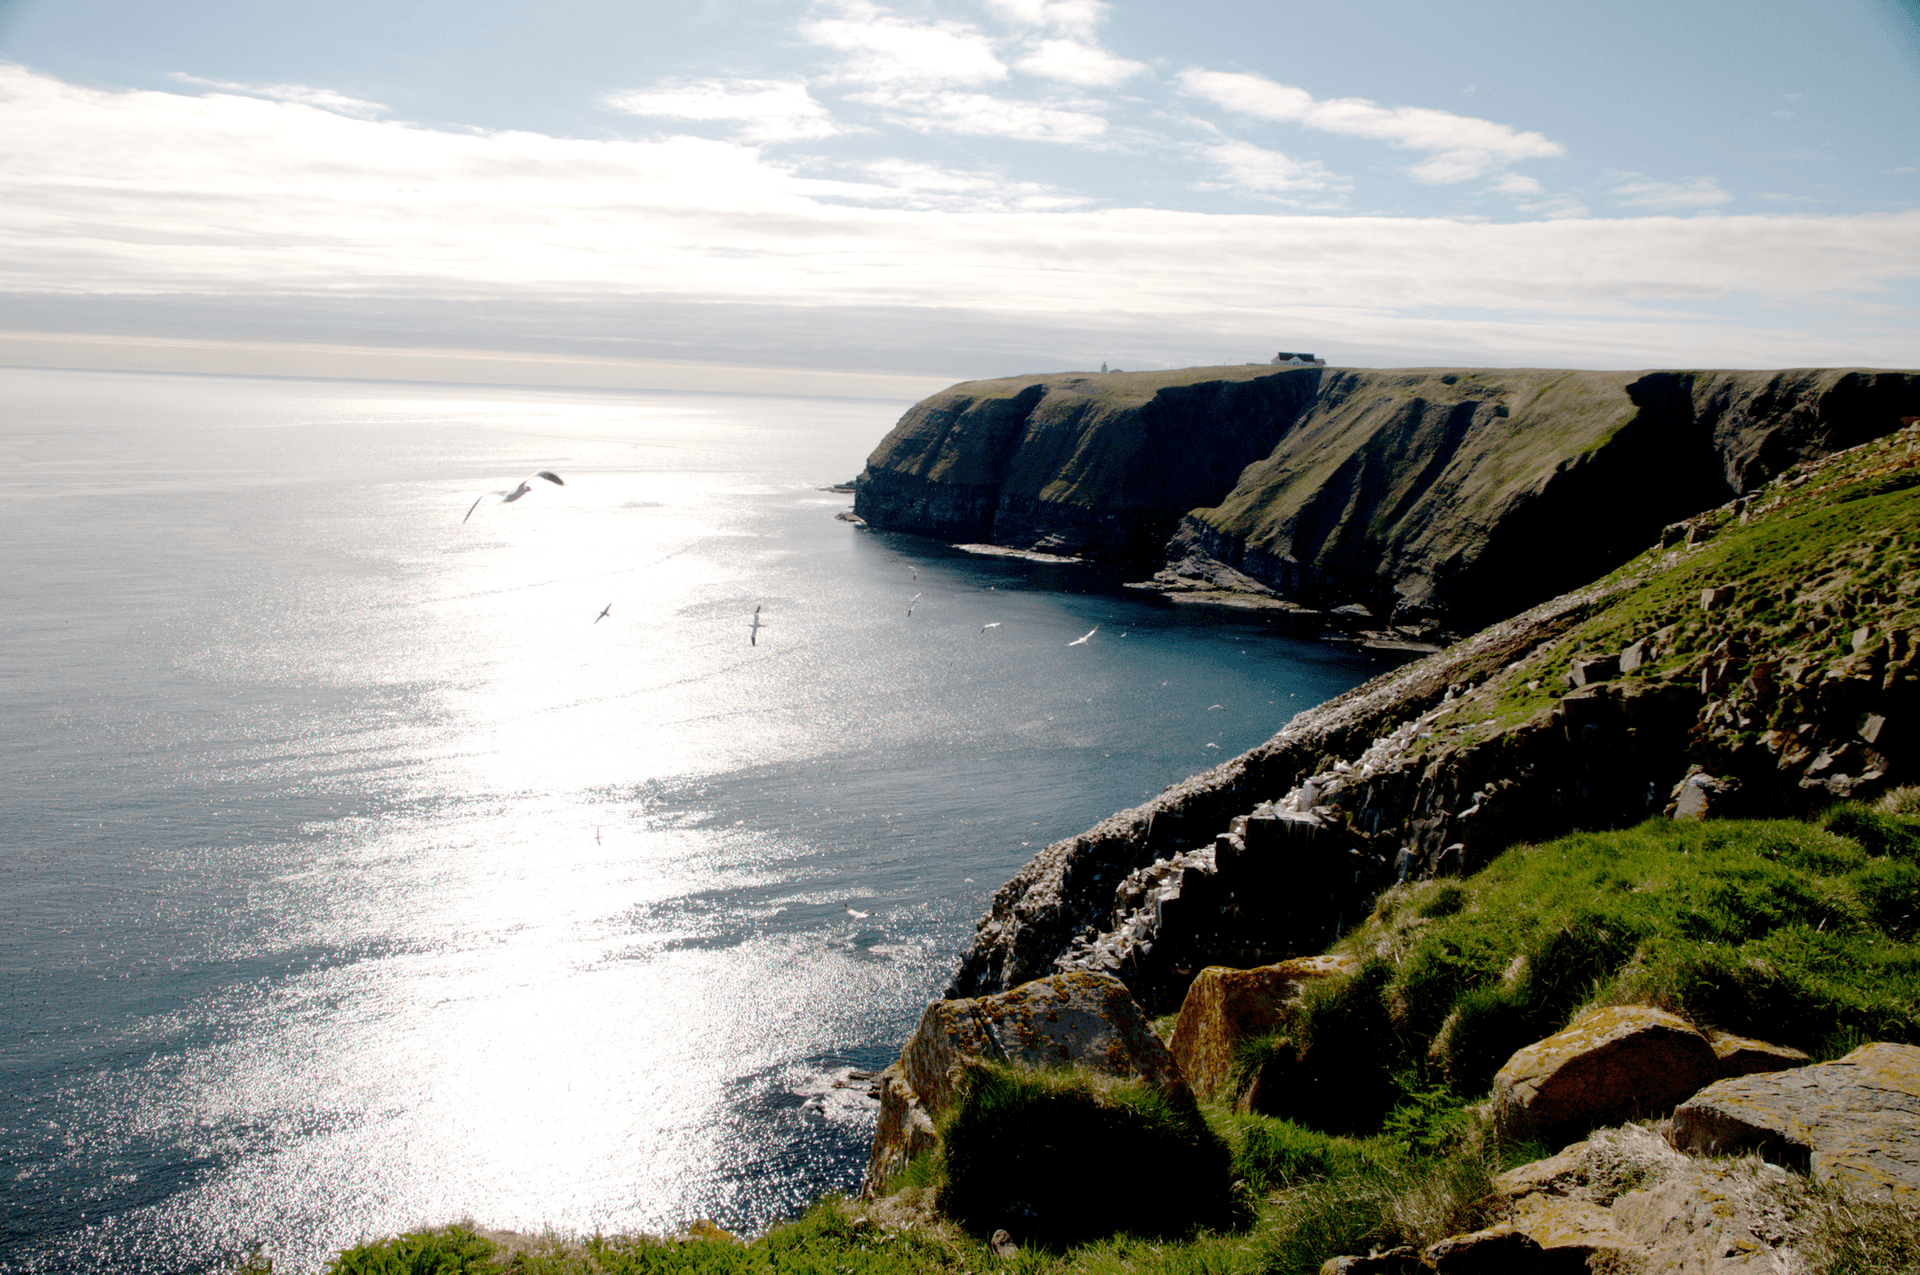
[0,366,1406,1273]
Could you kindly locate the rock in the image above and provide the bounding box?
[863,1062,939,1197]
[1702,585,1736,611]
[1673,771,1742,820]
[1671,1042,1920,1198]
[1422,1223,1577,1272]
[1619,637,1650,675]
[1485,1125,1808,1274]
[864,970,1185,1196]
[1318,1248,1421,1274]
[1167,955,1358,1098]
[1567,655,1620,687]
[1705,1029,1811,1078]
[1491,1006,1719,1142]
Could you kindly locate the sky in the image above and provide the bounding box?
[0,0,1917,394]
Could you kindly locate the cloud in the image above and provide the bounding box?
[983,0,1110,38]
[1177,68,1563,183]
[1610,175,1733,210]
[2,66,1917,373]
[602,79,843,142]
[1194,139,1344,198]
[802,1,1006,86]
[831,158,1089,211]
[167,72,387,119]
[847,86,1108,143]
[1015,38,1148,87]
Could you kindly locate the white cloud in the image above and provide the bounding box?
[848,86,1108,143]
[1195,139,1344,198]
[834,158,1089,211]
[984,0,1110,38]
[1489,173,1543,195]
[802,1,1006,86]
[1178,68,1563,183]
[1015,38,1147,87]
[167,72,386,119]
[2,67,1918,372]
[1611,175,1732,210]
[602,79,843,143]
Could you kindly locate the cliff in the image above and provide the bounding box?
[853,366,1321,563]
[948,419,1920,1013]
[855,366,1920,634]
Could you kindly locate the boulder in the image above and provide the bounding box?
[1671,1042,1920,1198]
[1483,1126,1807,1274]
[1567,655,1620,688]
[863,970,1184,1196]
[1422,1223,1579,1273]
[1167,955,1358,1098]
[1491,1006,1719,1142]
[1705,1029,1811,1079]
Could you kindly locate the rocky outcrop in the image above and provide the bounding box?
[1166,955,1356,1099]
[951,424,1920,1013]
[862,970,1182,1196]
[1489,1006,1720,1143]
[858,365,1920,633]
[1672,1042,1920,1197]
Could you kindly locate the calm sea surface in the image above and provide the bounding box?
[0,367,1404,1273]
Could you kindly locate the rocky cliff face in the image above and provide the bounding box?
[857,366,1920,634]
[853,366,1321,564]
[949,422,1920,1013]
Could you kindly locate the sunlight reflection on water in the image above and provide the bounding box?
[0,368,1408,1273]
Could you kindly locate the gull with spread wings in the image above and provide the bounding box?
[464,471,564,523]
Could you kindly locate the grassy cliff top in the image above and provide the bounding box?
[929,363,1316,406]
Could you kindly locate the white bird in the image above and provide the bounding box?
[1067,624,1099,646]
[844,903,871,919]
[1207,704,1224,710]
[594,603,613,624]
[1205,742,1221,749]
[980,622,1001,632]
[463,470,564,523]
[907,591,922,617]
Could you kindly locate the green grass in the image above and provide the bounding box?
[1223,808,1920,1143]
[937,1062,1236,1247]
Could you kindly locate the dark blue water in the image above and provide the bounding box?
[0,366,1404,1273]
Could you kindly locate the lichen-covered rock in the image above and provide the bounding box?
[1705,1029,1812,1079]
[862,970,1183,1196]
[1480,1125,1807,1274]
[1491,1006,1719,1141]
[1167,955,1357,1098]
[862,1063,938,1198]
[1671,1041,1920,1197]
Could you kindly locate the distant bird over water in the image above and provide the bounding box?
[463,470,564,523]
[1067,624,1099,646]
[844,903,870,919]
[980,622,1000,632]
[749,604,764,646]
[594,603,613,624]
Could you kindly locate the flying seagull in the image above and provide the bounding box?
[594,603,613,624]
[464,470,564,523]
[980,622,1001,632]
[907,591,922,617]
[844,903,871,919]
[749,604,764,646]
[1067,624,1099,646]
